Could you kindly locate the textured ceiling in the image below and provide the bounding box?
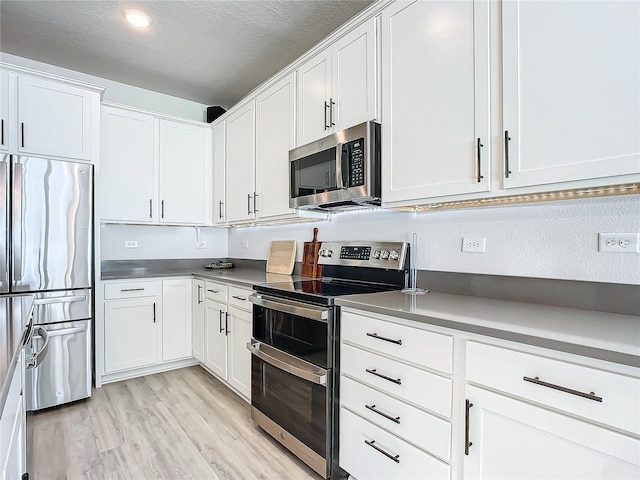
[0,0,375,106]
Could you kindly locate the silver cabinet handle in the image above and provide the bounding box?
[120,288,144,292]
[465,399,473,455]
[329,97,335,127]
[149,199,152,218]
[504,130,512,178]
[207,289,219,294]
[161,200,165,219]
[477,137,484,183]
[219,200,224,219]
[231,295,247,301]
[247,193,252,215]
[253,192,258,213]
[197,285,202,304]
[219,310,224,333]
[1,119,4,146]
[366,332,402,345]
[364,440,399,463]
[27,326,50,369]
[249,294,329,322]
[21,122,25,148]
[225,312,230,335]
[247,340,327,385]
[366,368,401,385]
[365,404,400,424]
[523,376,603,402]
[153,302,156,323]
[324,101,331,130]
[34,294,86,305]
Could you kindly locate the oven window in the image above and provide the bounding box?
[291,147,338,198]
[253,306,328,369]
[252,356,327,458]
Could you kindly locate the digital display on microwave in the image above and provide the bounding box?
[290,147,338,198]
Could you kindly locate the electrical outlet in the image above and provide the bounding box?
[196,241,207,249]
[125,240,138,248]
[598,233,639,253]
[462,237,486,253]
[241,240,249,249]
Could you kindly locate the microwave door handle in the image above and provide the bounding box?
[339,143,349,189]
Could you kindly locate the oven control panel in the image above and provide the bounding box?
[318,241,408,270]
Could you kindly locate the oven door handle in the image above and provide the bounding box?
[249,294,329,323]
[247,340,327,386]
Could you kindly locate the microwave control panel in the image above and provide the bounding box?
[343,138,365,187]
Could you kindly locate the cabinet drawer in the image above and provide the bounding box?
[341,376,451,461]
[205,281,228,303]
[340,408,450,480]
[466,341,640,435]
[342,311,453,374]
[341,343,452,418]
[228,286,251,311]
[104,280,161,300]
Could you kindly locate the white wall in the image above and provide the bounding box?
[101,225,228,260]
[228,194,640,285]
[0,52,208,121]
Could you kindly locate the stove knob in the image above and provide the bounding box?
[389,250,400,260]
[326,249,333,258]
[372,250,381,259]
[381,250,390,260]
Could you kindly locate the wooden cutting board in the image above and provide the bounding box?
[301,228,322,278]
[266,241,297,275]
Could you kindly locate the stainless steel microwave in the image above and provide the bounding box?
[289,121,381,210]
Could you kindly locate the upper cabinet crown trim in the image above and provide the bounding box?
[1,61,105,95]
[101,101,210,128]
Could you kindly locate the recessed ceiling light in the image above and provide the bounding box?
[123,9,151,29]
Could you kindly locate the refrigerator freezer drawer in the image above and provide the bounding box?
[31,289,92,325]
[25,319,91,411]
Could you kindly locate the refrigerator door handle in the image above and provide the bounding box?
[26,326,50,369]
[0,159,7,289]
[34,295,87,305]
[12,162,23,283]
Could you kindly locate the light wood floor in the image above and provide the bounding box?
[31,366,322,480]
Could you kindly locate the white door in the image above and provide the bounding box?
[255,73,296,219]
[381,0,490,204]
[204,300,228,379]
[0,70,8,152]
[17,74,95,161]
[227,306,252,399]
[100,106,155,223]
[104,298,158,373]
[502,0,640,188]
[297,48,332,146]
[332,18,378,131]
[162,279,192,362]
[225,102,256,223]
[212,121,227,225]
[158,120,208,224]
[463,385,640,479]
[192,280,205,363]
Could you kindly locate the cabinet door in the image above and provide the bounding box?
[204,300,227,379]
[104,297,158,373]
[381,0,490,203]
[212,121,227,225]
[463,385,640,479]
[0,70,8,152]
[502,1,640,188]
[192,280,205,363]
[297,49,332,146]
[158,120,208,224]
[162,279,192,362]
[255,74,296,219]
[3,393,24,480]
[17,75,95,161]
[332,18,378,131]
[225,102,255,223]
[101,106,155,223]
[227,306,252,399]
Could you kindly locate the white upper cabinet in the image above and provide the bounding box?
[255,73,296,219]
[0,70,8,152]
[158,119,210,224]
[297,18,377,146]
[225,101,256,223]
[381,0,490,205]
[502,0,640,188]
[100,104,211,225]
[212,121,227,225]
[17,74,97,161]
[101,106,155,223]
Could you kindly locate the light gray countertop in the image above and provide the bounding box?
[336,291,640,368]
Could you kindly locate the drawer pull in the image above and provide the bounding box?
[366,332,402,345]
[523,376,603,402]
[465,399,473,455]
[207,289,219,294]
[366,368,401,385]
[120,288,144,292]
[232,295,247,301]
[364,440,400,464]
[365,404,400,424]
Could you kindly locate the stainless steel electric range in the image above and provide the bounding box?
[248,241,409,479]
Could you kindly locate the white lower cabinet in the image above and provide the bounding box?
[161,279,192,362]
[1,361,25,480]
[196,282,252,401]
[192,280,205,363]
[463,385,640,479]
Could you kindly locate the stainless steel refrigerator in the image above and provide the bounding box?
[1,154,93,411]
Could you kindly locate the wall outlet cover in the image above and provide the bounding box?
[125,240,138,248]
[598,233,640,253]
[462,237,486,253]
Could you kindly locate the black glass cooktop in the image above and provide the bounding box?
[254,279,402,306]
